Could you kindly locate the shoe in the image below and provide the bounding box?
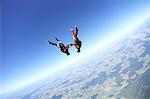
[70,29,73,31]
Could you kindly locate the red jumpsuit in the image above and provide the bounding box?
[70,27,80,48]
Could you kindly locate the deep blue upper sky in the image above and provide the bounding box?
[1,0,150,95]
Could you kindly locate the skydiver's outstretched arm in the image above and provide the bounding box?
[67,45,70,48]
[70,43,76,46]
[70,29,76,37]
[70,26,78,37]
[48,40,57,46]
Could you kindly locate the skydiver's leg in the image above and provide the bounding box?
[55,37,60,41]
[48,40,57,46]
[70,29,76,37]
[55,37,63,47]
[75,26,78,36]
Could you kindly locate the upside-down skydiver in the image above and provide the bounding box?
[70,26,82,52]
[48,37,70,55]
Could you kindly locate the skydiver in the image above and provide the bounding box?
[70,26,82,52]
[48,37,70,55]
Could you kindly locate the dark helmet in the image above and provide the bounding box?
[77,48,80,53]
[62,47,70,55]
[66,51,70,55]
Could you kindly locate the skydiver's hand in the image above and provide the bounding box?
[67,45,70,48]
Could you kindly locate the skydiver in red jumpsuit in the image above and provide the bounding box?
[70,26,82,52]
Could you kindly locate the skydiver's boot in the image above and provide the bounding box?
[70,29,73,31]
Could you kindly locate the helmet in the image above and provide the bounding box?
[66,51,70,55]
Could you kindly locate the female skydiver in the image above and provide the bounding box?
[48,37,70,55]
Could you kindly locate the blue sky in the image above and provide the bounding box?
[1,0,150,95]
